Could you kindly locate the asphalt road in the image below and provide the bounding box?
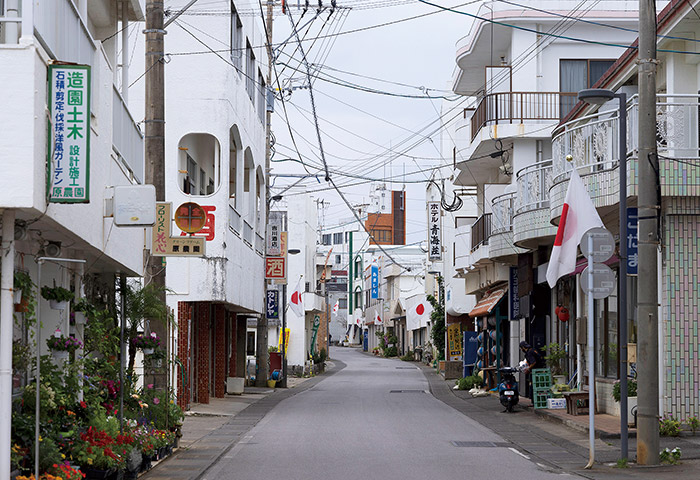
[202,347,572,480]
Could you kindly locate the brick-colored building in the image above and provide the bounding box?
[365,189,406,246]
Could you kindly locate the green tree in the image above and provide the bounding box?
[428,276,445,360]
[122,282,169,374]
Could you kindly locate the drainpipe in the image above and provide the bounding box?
[0,209,16,479]
[121,0,129,102]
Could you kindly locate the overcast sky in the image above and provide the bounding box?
[264,0,479,243]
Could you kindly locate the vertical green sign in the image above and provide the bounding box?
[48,64,91,203]
[309,314,321,354]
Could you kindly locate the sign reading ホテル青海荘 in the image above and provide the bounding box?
[48,64,90,203]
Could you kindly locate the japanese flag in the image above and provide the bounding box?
[376,313,382,325]
[332,301,339,315]
[546,168,604,288]
[289,278,304,317]
[407,300,433,331]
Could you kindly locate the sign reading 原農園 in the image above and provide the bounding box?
[151,203,206,256]
[48,64,90,203]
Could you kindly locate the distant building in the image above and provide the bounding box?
[364,183,406,246]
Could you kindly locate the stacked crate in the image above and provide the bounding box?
[532,368,552,409]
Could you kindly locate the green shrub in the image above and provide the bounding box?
[686,415,700,433]
[456,374,483,391]
[383,346,398,357]
[400,350,414,361]
[612,379,637,402]
[660,415,681,436]
[660,447,682,464]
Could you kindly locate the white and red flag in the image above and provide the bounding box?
[332,300,339,315]
[407,297,433,331]
[289,278,304,317]
[546,168,604,288]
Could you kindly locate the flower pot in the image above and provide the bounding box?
[267,379,276,388]
[13,290,22,304]
[74,312,87,324]
[83,468,113,480]
[52,350,69,362]
[553,375,567,385]
[142,348,154,355]
[49,299,68,310]
[140,454,152,472]
[14,295,28,313]
[628,396,638,426]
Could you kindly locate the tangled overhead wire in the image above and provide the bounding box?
[429,179,463,212]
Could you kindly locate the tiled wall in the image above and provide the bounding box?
[663,197,700,418]
[177,302,192,410]
[196,304,210,404]
[214,305,227,398]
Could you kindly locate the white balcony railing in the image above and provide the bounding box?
[113,87,144,182]
[255,232,264,256]
[515,161,552,215]
[552,94,700,185]
[491,192,515,235]
[229,204,242,235]
[0,0,32,44]
[243,220,253,247]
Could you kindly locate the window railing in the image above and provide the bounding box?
[243,220,253,247]
[490,193,515,235]
[515,161,553,215]
[255,232,264,256]
[471,92,577,140]
[112,86,144,183]
[229,203,242,235]
[470,213,492,252]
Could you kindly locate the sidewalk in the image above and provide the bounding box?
[142,361,344,480]
[419,362,700,479]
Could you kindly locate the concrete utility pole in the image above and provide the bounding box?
[636,0,660,465]
[144,0,167,388]
[256,0,275,387]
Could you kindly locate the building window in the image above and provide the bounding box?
[335,254,341,264]
[322,234,331,246]
[560,59,615,118]
[344,231,349,243]
[370,229,392,244]
[333,232,343,244]
[338,297,347,309]
[258,70,266,124]
[246,41,255,101]
[230,3,243,73]
[246,331,255,356]
[178,133,221,195]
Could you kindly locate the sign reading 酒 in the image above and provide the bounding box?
[428,201,442,261]
[48,64,90,203]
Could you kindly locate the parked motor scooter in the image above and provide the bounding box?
[498,366,520,412]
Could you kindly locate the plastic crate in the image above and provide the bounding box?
[532,368,552,391]
[534,391,550,409]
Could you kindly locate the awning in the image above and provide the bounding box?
[468,287,507,317]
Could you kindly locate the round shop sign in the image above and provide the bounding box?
[174,202,207,234]
[580,227,615,263]
[581,263,616,299]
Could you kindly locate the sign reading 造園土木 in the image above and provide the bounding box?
[48,64,90,203]
[151,203,205,257]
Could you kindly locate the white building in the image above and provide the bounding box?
[128,0,268,407]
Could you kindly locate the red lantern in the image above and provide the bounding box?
[557,306,570,322]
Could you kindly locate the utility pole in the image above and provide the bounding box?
[636,0,660,465]
[256,0,275,387]
[144,0,167,389]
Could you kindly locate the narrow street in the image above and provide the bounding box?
[201,347,568,480]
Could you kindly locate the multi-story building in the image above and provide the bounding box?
[128,0,268,408]
[364,183,406,246]
[444,1,642,393]
[0,0,146,470]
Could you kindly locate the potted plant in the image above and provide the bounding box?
[47,330,82,361]
[13,271,33,305]
[41,284,75,310]
[613,378,638,425]
[542,343,568,384]
[72,298,92,325]
[132,332,160,355]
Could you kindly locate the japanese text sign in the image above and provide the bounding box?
[48,64,90,203]
[178,205,216,241]
[509,267,520,319]
[627,208,638,275]
[267,211,285,256]
[266,256,286,279]
[371,263,379,299]
[151,203,206,256]
[428,202,442,260]
[266,289,279,320]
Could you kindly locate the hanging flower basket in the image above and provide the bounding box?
[41,285,74,310]
[13,290,22,304]
[74,311,87,325]
[49,299,68,310]
[132,332,161,353]
[47,330,82,359]
[52,350,69,362]
[142,348,154,355]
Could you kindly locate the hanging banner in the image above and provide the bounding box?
[447,323,462,361]
[626,208,638,276]
[266,289,279,320]
[509,266,520,319]
[371,263,379,299]
[309,314,321,354]
[278,328,290,355]
[48,64,91,203]
[428,201,442,260]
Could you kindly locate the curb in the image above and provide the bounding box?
[533,408,636,440]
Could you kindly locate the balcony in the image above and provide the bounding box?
[513,161,557,248]
[471,213,491,252]
[471,92,577,141]
[454,225,471,274]
[490,192,527,261]
[243,220,254,247]
[550,94,700,224]
[113,87,144,182]
[255,232,264,256]
[228,203,242,236]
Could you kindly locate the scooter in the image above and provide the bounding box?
[498,366,520,412]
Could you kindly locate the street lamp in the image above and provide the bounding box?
[578,88,629,459]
